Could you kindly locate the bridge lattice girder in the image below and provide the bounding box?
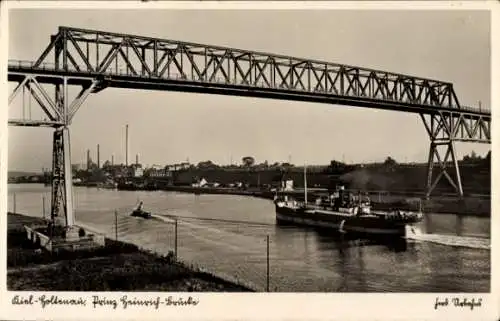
[10,26,489,117]
[7,26,492,228]
[420,112,491,143]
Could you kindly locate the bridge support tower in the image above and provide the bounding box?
[8,72,97,235]
[51,127,75,227]
[421,113,463,199]
[421,110,490,199]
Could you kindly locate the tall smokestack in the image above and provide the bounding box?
[97,144,100,169]
[87,149,90,170]
[136,154,139,165]
[125,124,129,166]
[111,154,114,166]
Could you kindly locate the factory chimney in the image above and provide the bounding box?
[87,149,90,170]
[136,153,139,166]
[97,144,100,169]
[125,124,129,167]
[111,154,114,166]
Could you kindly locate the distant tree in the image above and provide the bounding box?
[330,160,345,168]
[242,156,255,167]
[463,150,483,163]
[87,160,98,171]
[326,160,347,174]
[197,160,217,169]
[384,156,397,166]
[103,160,111,168]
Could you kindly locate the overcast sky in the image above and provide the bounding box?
[7,9,491,171]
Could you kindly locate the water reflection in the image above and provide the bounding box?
[7,184,491,292]
[424,213,433,234]
[335,238,349,291]
[455,215,464,236]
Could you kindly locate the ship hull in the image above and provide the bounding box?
[275,205,410,237]
[130,210,151,219]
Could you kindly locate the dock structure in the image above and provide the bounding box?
[7,26,490,235]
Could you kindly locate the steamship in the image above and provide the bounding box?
[274,167,423,238]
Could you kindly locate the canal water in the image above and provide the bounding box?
[7,184,490,292]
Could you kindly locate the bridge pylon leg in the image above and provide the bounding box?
[421,113,463,199]
[50,127,75,228]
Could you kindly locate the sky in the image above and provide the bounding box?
[7,8,491,171]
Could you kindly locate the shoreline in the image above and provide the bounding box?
[7,212,255,292]
[133,185,491,217]
[9,183,490,217]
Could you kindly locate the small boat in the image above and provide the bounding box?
[274,165,423,239]
[130,209,152,219]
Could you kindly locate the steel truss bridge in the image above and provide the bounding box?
[8,26,491,228]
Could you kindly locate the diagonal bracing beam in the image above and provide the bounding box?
[421,111,490,198]
[9,73,100,230]
[68,81,99,119]
[9,75,60,122]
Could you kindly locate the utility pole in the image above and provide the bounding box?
[174,219,178,260]
[42,195,46,220]
[266,235,270,292]
[114,210,118,240]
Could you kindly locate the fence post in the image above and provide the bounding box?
[42,195,46,220]
[266,235,270,292]
[174,219,178,260]
[115,210,118,240]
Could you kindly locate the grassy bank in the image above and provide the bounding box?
[7,213,253,292]
[165,162,490,195]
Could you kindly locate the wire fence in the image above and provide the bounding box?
[99,208,279,292]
